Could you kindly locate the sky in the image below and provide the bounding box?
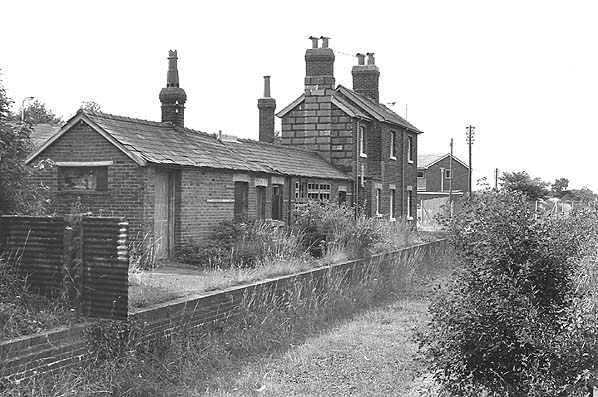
[1,0,597,192]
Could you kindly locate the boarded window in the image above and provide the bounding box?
[256,186,266,220]
[272,184,283,220]
[234,182,248,221]
[59,166,108,191]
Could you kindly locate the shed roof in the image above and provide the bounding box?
[27,110,350,180]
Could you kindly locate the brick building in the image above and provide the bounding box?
[417,153,469,201]
[26,50,351,259]
[277,37,422,220]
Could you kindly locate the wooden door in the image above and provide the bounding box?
[154,170,174,259]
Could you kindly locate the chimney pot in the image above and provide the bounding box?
[367,52,375,65]
[320,36,330,48]
[356,53,365,65]
[309,36,319,48]
[263,76,271,98]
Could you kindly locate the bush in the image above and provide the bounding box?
[293,201,384,259]
[177,220,303,268]
[422,191,598,396]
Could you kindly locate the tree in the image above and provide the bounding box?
[500,171,549,201]
[0,76,51,215]
[10,99,62,125]
[551,177,569,198]
[562,187,597,203]
[80,100,101,112]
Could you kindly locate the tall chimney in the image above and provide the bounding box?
[305,36,335,94]
[352,51,380,103]
[159,50,187,127]
[258,76,276,143]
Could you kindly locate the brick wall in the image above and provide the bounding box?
[0,239,448,385]
[30,122,146,237]
[178,168,349,246]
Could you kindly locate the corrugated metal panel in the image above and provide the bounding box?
[0,216,65,295]
[0,215,129,321]
[81,217,129,320]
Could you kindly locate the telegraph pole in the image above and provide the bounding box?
[494,168,499,189]
[466,125,475,201]
[449,138,453,215]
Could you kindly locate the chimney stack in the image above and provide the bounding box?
[305,36,335,94]
[159,50,187,127]
[352,51,380,103]
[258,76,276,143]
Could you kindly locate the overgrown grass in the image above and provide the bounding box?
[3,241,453,396]
[0,254,80,342]
[200,299,436,396]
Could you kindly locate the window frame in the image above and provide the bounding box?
[57,162,110,192]
[445,169,452,179]
[390,130,397,160]
[407,135,414,164]
[359,125,367,158]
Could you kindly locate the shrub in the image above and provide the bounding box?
[177,220,303,268]
[422,191,598,396]
[293,201,384,259]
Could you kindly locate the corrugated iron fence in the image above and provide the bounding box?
[0,215,128,320]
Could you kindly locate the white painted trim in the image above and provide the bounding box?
[255,177,268,187]
[55,161,114,166]
[338,185,347,192]
[389,184,396,190]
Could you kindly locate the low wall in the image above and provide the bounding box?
[0,239,448,385]
[0,215,129,320]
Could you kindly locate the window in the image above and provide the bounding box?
[390,131,396,159]
[407,136,414,163]
[390,189,396,219]
[307,183,331,200]
[359,125,367,157]
[406,188,413,219]
[417,171,424,178]
[375,188,381,216]
[445,169,452,179]
[59,166,108,191]
[295,181,306,200]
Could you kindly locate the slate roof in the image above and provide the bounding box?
[29,123,62,149]
[418,153,469,169]
[226,138,349,180]
[27,110,350,181]
[277,85,422,133]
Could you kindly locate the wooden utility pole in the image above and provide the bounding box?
[466,125,475,201]
[494,168,499,189]
[449,138,453,215]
